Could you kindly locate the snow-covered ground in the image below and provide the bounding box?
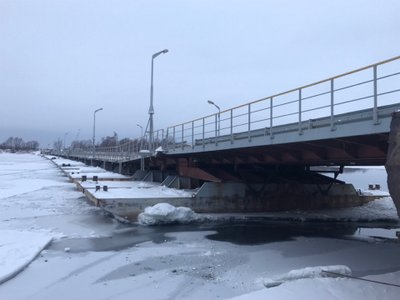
[0,230,52,284]
[47,156,130,180]
[1,153,400,299]
[88,182,193,200]
[49,156,194,200]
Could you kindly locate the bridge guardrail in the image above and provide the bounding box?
[55,56,400,161]
[55,140,145,162]
[157,56,400,152]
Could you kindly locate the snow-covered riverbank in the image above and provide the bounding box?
[1,153,400,299]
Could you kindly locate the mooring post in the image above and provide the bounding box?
[385,111,400,217]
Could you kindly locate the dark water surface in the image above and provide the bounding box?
[48,219,400,252]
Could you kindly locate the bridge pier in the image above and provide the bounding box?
[386,111,400,217]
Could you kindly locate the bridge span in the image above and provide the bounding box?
[57,56,400,217]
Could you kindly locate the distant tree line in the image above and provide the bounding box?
[0,137,39,151]
[65,132,147,150]
[65,132,145,149]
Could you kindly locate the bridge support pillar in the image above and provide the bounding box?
[386,111,400,217]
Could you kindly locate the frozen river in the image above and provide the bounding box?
[1,152,400,299]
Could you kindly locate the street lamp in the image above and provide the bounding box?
[149,49,168,154]
[207,100,221,137]
[63,132,69,150]
[92,107,103,159]
[136,124,143,137]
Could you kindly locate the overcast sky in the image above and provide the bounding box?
[1,0,400,147]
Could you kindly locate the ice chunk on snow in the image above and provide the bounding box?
[263,265,352,288]
[0,230,53,284]
[138,203,199,225]
[155,146,164,152]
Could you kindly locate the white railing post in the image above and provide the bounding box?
[330,78,335,131]
[191,121,194,149]
[173,126,176,149]
[230,109,233,144]
[373,65,379,124]
[215,114,218,146]
[202,118,205,149]
[298,88,303,135]
[181,123,184,150]
[270,97,274,139]
[248,103,251,141]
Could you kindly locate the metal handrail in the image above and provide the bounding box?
[56,56,400,160]
[63,139,147,162]
[161,55,400,127]
[158,55,400,151]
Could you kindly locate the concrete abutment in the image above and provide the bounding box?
[386,111,400,217]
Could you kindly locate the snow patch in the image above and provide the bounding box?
[155,146,164,152]
[0,230,53,284]
[361,189,390,196]
[138,203,199,225]
[263,265,352,288]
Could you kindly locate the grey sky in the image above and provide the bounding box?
[1,0,399,147]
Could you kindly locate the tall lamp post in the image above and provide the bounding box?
[137,124,144,155]
[207,100,221,137]
[63,132,69,150]
[136,124,143,137]
[92,107,103,159]
[149,49,168,154]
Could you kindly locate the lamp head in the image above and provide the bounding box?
[207,100,221,111]
[153,49,169,59]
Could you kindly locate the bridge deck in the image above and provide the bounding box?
[165,104,398,165]
[60,56,400,167]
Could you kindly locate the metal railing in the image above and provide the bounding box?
[157,56,400,152]
[58,137,168,162]
[55,56,400,161]
[57,139,145,162]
